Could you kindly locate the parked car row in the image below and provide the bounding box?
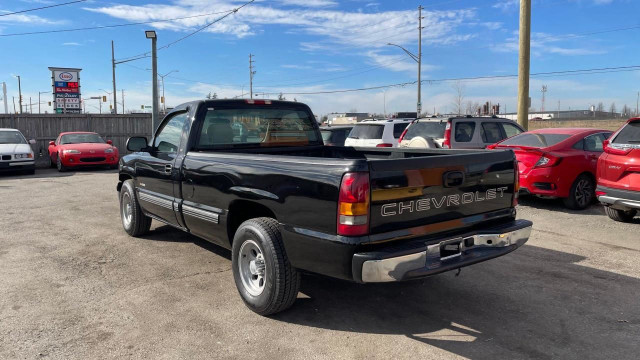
[0,128,119,174]
[320,116,639,223]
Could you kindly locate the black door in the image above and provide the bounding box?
[136,111,189,226]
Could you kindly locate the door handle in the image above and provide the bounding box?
[165,164,172,174]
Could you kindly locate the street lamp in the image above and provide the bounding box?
[38,91,48,114]
[89,96,102,114]
[387,42,421,116]
[13,75,22,114]
[158,70,178,113]
[146,30,159,135]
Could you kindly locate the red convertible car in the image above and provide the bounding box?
[490,128,612,209]
[48,132,119,172]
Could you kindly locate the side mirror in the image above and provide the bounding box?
[29,139,36,145]
[107,140,113,145]
[49,141,55,146]
[127,136,148,152]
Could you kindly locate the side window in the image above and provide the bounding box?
[393,123,410,138]
[572,139,585,150]
[481,122,503,143]
[454,121,476,143]
[584,133,604,152]
[501,123,523,138]
[599,132,612,142]
[153,112,189,153]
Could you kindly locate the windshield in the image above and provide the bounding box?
[348,124,384,139]
[500,133,571,148]
[60,133,105,145]
[0,131,27,145]
[403,121,447,140]
[196,107,320,148]
[612,120,640,144]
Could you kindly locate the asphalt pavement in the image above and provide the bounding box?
[1,168,638,359]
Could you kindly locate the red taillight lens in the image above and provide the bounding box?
[534,153,561,168]
[513,160,519,207]
[376,143,393,147]
[245,99,271,105]
[442,121,452,148]
[338,172,370,236]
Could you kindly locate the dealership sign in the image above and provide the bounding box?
[49,67,82,113]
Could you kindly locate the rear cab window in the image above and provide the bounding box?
[195,104,320,149]
[454,121,476,143]
[403,121,446,140]
[348,124,384,139]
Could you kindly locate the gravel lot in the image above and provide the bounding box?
[1,169,638,359]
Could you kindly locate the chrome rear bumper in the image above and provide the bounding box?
[356,220,532,283]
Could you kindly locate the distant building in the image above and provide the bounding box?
[328,112,370,124]
[502,110,622,121]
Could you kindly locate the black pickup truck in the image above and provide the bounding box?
[118,99,532,315]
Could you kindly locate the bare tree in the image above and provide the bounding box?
[451,81,465,115]
[609,102,617,115]
[278,93,286,101]
[596,102,604,112]
[464,101,480,115]
[621,104,630,117]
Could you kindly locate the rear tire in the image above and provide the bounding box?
[232,217,300,316]
[119,179,152,236]
[604,206,637,222]
[563,174,594,210]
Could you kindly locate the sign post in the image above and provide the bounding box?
[48,67,82,114]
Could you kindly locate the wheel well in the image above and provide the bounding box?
[577,171,596,184]
[227,200,277,244]
[117,174,133,191]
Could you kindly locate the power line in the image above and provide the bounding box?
[116,0,255,63]
[0,9,236,37]
[0,0,86,17]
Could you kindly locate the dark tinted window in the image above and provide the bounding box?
[454,121,476,142]
[393,123,410,138]
[154,112,188,152]
[584,134,604,152]
[349,124,384,139]
[501,133,571,148]
[612,121,640,144]
[481,122,503,143]
[403,121,446,140]
[501,123,523,138]
[572,139,584,150]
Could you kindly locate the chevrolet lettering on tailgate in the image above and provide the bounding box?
[381,187,509,216]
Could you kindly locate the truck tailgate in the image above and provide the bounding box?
[368,150,516,236]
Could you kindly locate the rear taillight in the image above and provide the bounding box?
[245,99,271,105]
[534,153,561,168]
[442,121,452,148]
[513,160,519,207]
[603,140,633,155]
[376,143,393,147]
[338,172,370,236]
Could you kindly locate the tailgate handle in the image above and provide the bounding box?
[443,171,464,188]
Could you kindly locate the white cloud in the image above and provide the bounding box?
[495,31,607,56]
[277,0,337,7]
[493,0,518,11]
[0,12,62,25]
[62,42,81,46]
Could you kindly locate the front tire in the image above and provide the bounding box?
[604,206,637,222]
[232,218,300,316]
[119,179,152,236]
[563,174,594,210]
[56,154,66,172]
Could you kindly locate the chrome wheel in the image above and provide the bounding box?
[121,191,133,228]
[574,178,593,208]
[238,239,266,296]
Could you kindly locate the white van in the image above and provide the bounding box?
[344,119,412,148]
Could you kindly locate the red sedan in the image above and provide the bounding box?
[48,132,119,172]
[490,128,612,209]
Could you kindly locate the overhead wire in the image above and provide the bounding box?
[0,0,86,17]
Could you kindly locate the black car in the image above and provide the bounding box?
[320,125,353,146]
[117,99,532,315]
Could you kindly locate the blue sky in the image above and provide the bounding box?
[1,0,639,116]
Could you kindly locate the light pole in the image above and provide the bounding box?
[158,70,178,113]
[381,89,388,118]
[388,42,421,116]
[14,75,22,114]
[38,91,48,114]
[89,96,102,114]
[146,30,159,135]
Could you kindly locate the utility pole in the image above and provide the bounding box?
[1,82,7,114]
[16,75,22,114]
[557,100,560,119]
[121,89,125,114]
[517,0,531,130]
[249,54,255,99]
[417,5,423,117]
[540,85,547,113]
[145,30,159,133]
[111,40,118,114]
[12,96,16,114]
[29,97,32,114]
[38,91,48,114]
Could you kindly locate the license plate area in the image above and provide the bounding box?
[440,238,462,260]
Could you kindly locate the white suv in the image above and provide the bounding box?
[0,128,36,174]
[344,119,412,148]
